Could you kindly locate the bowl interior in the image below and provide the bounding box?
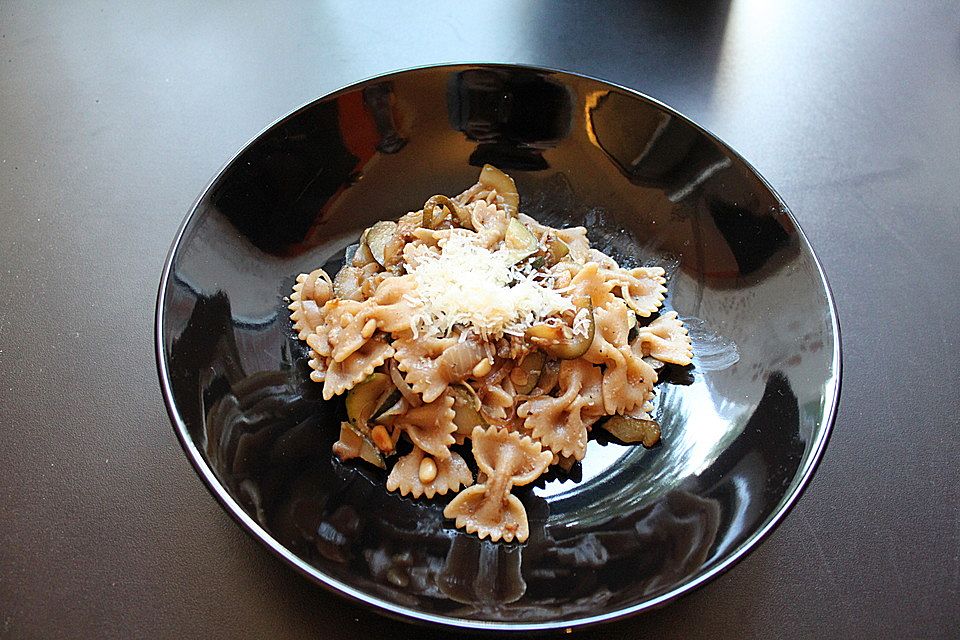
[157,65,839,629]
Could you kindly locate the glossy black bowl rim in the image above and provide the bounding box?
[155,62,842,633]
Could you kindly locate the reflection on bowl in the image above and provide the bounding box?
[157,64,840,631]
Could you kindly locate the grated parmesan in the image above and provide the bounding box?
[405,232,573,339]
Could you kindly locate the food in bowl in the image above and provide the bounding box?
[288,165,693,543]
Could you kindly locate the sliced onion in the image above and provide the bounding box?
[389,359,421,407]
[642,355,665,370]
[350,232,376,267]
[375,396,407,422]
[478,404,514,428]
[438,337,487,380]
[333,265,364,301]
[482,360,511,387]
[332,422,361,460]
[532,358,560,395]
[332,422,386,468]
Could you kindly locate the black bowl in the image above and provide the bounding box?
[156,64,840,632]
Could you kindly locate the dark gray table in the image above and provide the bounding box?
[1,2,957,638]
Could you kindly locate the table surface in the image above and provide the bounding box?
[1,1,958,638]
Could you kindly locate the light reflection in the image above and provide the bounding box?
[710,471,752,556]
[711,0,791,136]
[582,90,606,148]
[715,0,779,81]
[535,440,631,499]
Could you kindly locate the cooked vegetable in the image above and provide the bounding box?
[345,373,394,426]
[374,395,406,422]
[642,355,665,370]
[438,337,487,380]
[389,359,421,407]
[365,221,398,266]
[504,218,539,263]
[601,416,661,448]
[450,383,485,441]
[544,235,570,267]
[525,297,595,359]
[343,242,360,264]
[511,351,545,395]
[531,358,560,395]
[333,265,364,300]
[332,421,386,468]
[422,194,472,229]
[350,233,376,267]
[478,164,519,216]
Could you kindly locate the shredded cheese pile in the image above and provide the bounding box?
[405,233,573,339]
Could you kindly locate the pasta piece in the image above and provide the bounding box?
[583,298,631,365]
[587,248,619,269]
[359,270,392,299]
[469,201,509,249]
[477,372,517,425]
[289,269,332,339]
[623,394,657,420]
[604,350,658,416]
[394,333,460,403]
[307,347,325,383]
[555,226,591,262]
[306,299,372,364]
[395,392,457,459]
[322,335,395,400]
[570,262,616,308]
[515,213,550,238]
[603,266,667,317]
[443,426,553,543]
[633,310,693,366]
[586,299,657,415]
[456,179,512,215]
[517,359,604,460]
[368,274,422,334]
[453,181,483,205]
[386,446,474,499]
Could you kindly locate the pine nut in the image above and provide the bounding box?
[418,456,438,484]
[471,358,492,377]
[361,318,377,339]
[370,425,392,452]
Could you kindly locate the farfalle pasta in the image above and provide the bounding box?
[289,165,693,543]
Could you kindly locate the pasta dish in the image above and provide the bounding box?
[288,166,692,543]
